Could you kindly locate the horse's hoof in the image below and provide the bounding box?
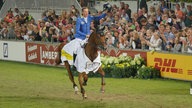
[75,91,79,94]
[82,82,87,86]
[83,94,88,99]
[100,90,105,93]
[100,89,105,93]
[74,86,79,94]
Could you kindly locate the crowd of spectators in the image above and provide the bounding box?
[0,1,192,53]
[0,5,79,44]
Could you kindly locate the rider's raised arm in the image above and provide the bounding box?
[91,13,107,21]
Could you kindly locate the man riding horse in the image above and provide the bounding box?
[56,5,112,99]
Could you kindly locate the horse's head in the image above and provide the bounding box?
[89,26,107,50]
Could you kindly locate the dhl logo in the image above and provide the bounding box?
[188,70,192,75]
[154,58,183,74]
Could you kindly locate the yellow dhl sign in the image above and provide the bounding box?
[147,52,192,81]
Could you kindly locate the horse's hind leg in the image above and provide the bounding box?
[78,72,87,99]
[97,67,105,93]
[64,61,78,93]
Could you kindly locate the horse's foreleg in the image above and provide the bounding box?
[83,73,88,86]
[64,61,78,93]
[78,73,87,99]
[98,67,105,93]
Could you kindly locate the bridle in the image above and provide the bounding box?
[96,31,107,50]
[86,30,107,50]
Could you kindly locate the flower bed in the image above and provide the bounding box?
[100,54,160,79]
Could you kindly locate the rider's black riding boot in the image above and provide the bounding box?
[71,54,77,71]
[73,54,77,63]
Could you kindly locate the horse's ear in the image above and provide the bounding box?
[97,25,105,36]
[98,25,105,31]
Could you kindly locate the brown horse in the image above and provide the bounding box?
[55,29,107,99]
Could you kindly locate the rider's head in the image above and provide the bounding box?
[82,7,89,18]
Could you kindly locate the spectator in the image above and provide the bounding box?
[113,30,119,47]
[14,8,22,16]
[70,5,80,17]
[161,14,172,26]
[113,15,120,24]
[39,20,47,41]
[21,31,29,41]
[184,28,192,53]
[139,0,148,13]
[4,10,13,23]
[184,5,192,27]
[171,32,182,53]
[134,21,140,31]
[24,11,33,23]
[146,17,157,30]
[142,29,153,50]
[130,31,141,49]
[146,32,162,51]
[137,10,147,28]
[105,31,115,47]
[15,29,22,40]
[175,4,184,27]
[164,25,175,51]
[181,2,187,15]
[118,38,126,49]
[27,24,34,41]
[160,0,168,12]
[32,26,42,41]
[142,7,148,18]
[30,18,37,26]
[0,22,8,39]
[156,7,162,25]
[124,4,131,20]
[132,12,138,24]
[120,9,130,22]
[7,22,16,39]
[149,6,156,16]
[119,1,125,13]
[46,27,58,42]
[140,18,148,29]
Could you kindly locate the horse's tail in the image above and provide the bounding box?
[55,42,66,65]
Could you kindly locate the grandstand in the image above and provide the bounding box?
[0,0,81,20]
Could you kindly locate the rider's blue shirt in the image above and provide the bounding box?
[74,13,106,40]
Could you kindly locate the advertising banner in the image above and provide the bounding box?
[0,41,26,62]
[26,42,59,65]
[147,52,192,81]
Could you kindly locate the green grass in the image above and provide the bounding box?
[0,60,192,108]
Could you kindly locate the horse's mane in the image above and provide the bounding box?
[89,30,97,40]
